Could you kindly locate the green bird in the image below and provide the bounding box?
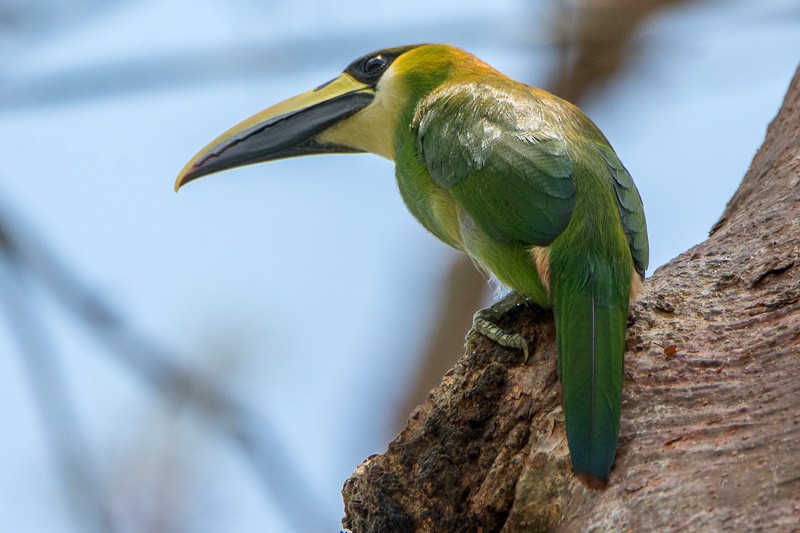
[176,44,648,485]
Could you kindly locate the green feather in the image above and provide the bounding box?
[547,170,633,483]
[416,79,577,247]
[598,144,649,275]
[551,254,629,482]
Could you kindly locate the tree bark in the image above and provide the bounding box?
[342,64,800,532]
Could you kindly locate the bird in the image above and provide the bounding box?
[175,44,648,486]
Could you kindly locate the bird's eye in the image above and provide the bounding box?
[345,51,397,84]
[363,55,388,75]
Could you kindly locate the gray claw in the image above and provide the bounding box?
[468,292,532,362]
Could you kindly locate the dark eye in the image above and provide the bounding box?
[363,55,388,75]
[348,54,390,83]
[345,50,399,84]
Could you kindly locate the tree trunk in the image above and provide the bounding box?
[342,64,800,532]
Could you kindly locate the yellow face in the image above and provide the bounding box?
[316,67,406,161]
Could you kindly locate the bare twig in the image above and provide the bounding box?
[0,237,115,533]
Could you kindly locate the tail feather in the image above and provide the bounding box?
[552,259,628,484]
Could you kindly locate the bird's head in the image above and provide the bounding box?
[175,43,494,190]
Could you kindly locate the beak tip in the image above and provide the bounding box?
[174,173,186,192]
[175,161,202,192]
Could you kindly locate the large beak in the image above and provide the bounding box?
[175,74,374,190]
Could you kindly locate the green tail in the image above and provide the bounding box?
[550,253,630,484]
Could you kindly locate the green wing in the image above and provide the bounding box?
[417,84,576,246]
[598,144,649,275]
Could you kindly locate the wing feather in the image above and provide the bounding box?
[597,144,649,275]
[417,83,576,246]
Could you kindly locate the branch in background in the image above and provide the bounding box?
[0,19,506,111]
[393,255,488,432]
[0,233,115,533]
[547,0,691,103]
[0,198,329,532]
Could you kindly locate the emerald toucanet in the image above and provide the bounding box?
[176,44,649,485]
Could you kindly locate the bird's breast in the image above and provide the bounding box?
[395,153,464,251]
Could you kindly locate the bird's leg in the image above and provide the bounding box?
[468,292,531,362]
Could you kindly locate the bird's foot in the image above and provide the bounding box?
[468,292,531,362]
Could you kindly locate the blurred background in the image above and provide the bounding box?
[1,0,797,531]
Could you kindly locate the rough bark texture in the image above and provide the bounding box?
[342,65,800,532]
